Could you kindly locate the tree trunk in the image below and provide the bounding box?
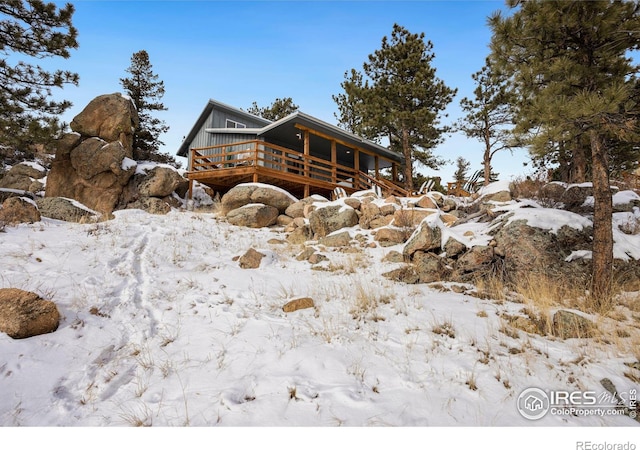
[589,130,614,310]
[571,137,587,183]
[482,120,491,186]
[483,148,491,187]
[402,128,414,192]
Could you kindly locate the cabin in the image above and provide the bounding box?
[177,99,408,199]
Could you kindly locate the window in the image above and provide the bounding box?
[225,119,246,129]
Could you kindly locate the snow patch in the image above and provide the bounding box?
[121,157,137,171]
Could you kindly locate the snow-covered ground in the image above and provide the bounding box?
[0,195,638,442]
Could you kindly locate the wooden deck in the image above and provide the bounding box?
[187,140,409,199]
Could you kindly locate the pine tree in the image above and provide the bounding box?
[456,62,515,187]
[454,157,470,184]
[489,0,640,309]
[0,0,78,150]
[333,24,457,192]
[120,50,170,162]
[246,97,298,121]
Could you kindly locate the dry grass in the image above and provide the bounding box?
[510,175,546,200]
[350,280,390,322]
[474,274,508,303]
[432,318,456,339]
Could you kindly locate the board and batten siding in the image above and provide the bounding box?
[188,107,267,167]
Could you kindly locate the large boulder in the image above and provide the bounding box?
[493,219,592,281]
[0,197,41,225]
[70,139,129,180]
[221,184,296,215]
[403,222,442,258]
[138,167,185,198]
[374,227,409,247]
[46,138,136,215]
[308,204,359,238]
[227,204,279,228]
[45,94,140,215]
[285,195,327,218]
[561,184,593,209]
[318,231,352,247]
[0,288,60,339]
[413,251,450,283]
[393,208,435,228]
[70,93,138,156]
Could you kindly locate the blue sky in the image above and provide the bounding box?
[49,0,530,182]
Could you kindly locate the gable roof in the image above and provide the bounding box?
[177,99,404,165]
[177,99,271,156]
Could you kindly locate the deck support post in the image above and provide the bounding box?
[354,149,360,190]
[331,140,337,184]
[304,184,310,198]
[188,179,193,200]
[303,130,310,179]
[392,163,398,183]
[375,155,379,180]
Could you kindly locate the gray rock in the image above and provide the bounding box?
[444,237,467,258]
[552,310,595,339]
[308,205,358,238]
[127,197,172,215]
[36,197,97,222]
[413,251,450,283]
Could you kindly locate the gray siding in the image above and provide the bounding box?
[188,106,265,166]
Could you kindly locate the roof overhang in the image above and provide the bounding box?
[258,111,403,165]
[177,99,271,156]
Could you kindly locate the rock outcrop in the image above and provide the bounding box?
[45,94,186,216]
[46,93,139,215]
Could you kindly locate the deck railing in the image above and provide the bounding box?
[190,140,409,197]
